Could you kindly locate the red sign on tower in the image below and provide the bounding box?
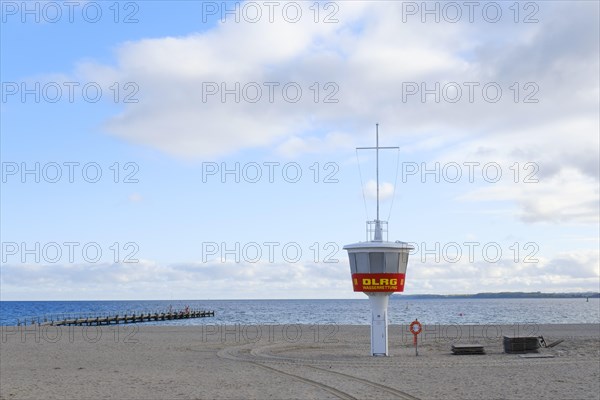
[352,273,405,292]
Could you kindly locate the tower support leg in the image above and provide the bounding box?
[368,293,390,356]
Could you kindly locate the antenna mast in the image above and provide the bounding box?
[376,123,380,223]
[356,124,399,242]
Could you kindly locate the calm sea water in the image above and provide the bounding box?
[1,298,598,326]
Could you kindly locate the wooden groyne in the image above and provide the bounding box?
[17,309,215,327]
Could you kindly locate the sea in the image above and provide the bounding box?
[1,298,599,326]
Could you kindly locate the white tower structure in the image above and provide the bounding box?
[344,124,414,356]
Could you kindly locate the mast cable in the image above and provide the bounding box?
[355,149,370,221]
[387,147,401,222]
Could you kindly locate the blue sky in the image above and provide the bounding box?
[1,1,598,300]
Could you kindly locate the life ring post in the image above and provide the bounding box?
[409,319,422,356]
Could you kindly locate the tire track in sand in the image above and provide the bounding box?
[217,343,421,400]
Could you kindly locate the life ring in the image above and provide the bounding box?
[409,320,422,335]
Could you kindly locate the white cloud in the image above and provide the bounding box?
[68,1,597,226]
[407,249,600,294]
[0,260,351,300]
[364,179,395,201]
[128,193,143,203]
[71,2,489,159]
[460,168,599,224]
[275,131,355,158]
[2,248,598,299]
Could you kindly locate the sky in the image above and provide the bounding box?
[1,0,599,300]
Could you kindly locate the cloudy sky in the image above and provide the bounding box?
[1,1,598,300]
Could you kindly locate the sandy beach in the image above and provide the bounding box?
[1,323,598,400]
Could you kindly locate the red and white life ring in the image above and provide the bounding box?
[409,320,422,335]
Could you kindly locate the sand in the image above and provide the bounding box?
[1,323,598,400]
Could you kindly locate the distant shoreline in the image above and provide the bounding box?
[393,291,600,299]
[1,292,599,302]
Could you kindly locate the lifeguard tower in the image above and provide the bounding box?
[344,124,413,356]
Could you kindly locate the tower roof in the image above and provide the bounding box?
[344,241,414,251]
